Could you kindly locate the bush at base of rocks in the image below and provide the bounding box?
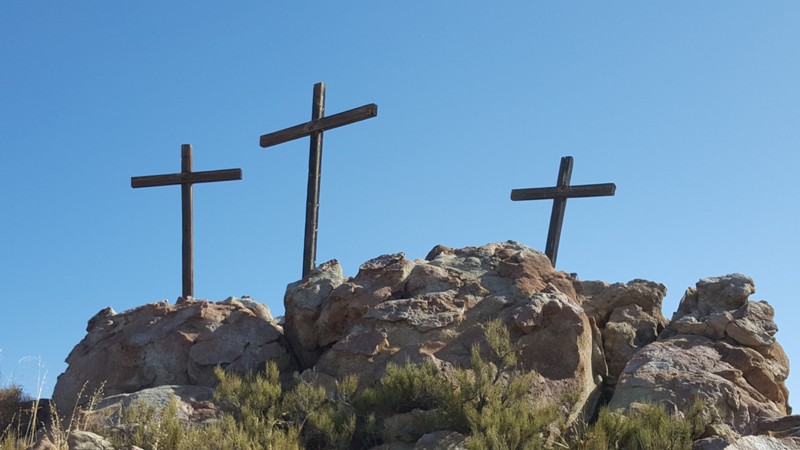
[25,320,706,450]
[10,322,706,450]
[569,401,712,450]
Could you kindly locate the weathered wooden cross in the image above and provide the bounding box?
[131,144,242,298]
[511,156,616,267]
[259,82,378,278]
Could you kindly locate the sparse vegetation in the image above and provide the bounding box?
[0,384,26,432]
[569,400,712,450]
[0,321,714,449]
[457,321,558,449]
[0,383,39,450]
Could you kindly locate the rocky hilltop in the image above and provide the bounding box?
[52,242,799,449]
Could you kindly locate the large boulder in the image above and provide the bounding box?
[67,430,114,450]
[284,260,347,368]
[284,241,601,419]
[578,279,669,384]
[87,385,218,426]
[610,274,790,436]
[52,297,294,415]
[724,435,800,450]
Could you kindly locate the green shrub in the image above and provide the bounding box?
[570,401,711,450]
[102,396,186,450]
[212,363,303,449]
[182,414,302,450]
[356,359,456,444]
[0,321,715,450]
[213,362,358,449]
[355,320,559,449]
[281,377,357,449]
[358,359,454,417]
[454,323,557,450]
[89,363,304,450]
[213,364,283,424]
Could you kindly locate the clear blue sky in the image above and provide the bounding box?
[2,2,799,405]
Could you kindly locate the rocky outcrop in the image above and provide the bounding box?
[52,296,294,415]
[578,279,669,384]
[284,242,599,419]
[610,274,790,436]
[86,385,218,426]
[51,243,795,448]
[284,260,347,368]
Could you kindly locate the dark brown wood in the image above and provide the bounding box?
[259,104,378,148]
[181,145,193,300]
[545,156,572,267]
[131,144,242,298]
[511,156,616,267]
[259,82,378,278]
[510,183,616,201]
[303,82,325,278]
[131,169,242,188]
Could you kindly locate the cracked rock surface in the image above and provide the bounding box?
[52,296,293,415]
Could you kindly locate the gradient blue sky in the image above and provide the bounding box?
[2,2,799,404]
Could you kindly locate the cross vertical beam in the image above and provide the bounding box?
[511,156,616,267]
[181,144,193,298]
[260,82,378,278]
[544,156,572,265]
[304,82,325,277]
[131,145,242,298]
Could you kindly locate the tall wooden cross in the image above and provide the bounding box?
[131,144,242,298]
[259,82,378,278]
[511,156,616,267]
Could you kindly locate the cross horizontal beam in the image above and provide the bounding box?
[131,168,242,188]
[510,183,616,201]
[259,103,378,148]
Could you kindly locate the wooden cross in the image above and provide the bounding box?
[259,82,378,278]
[131,144,242,298]
[511,156,615,267]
